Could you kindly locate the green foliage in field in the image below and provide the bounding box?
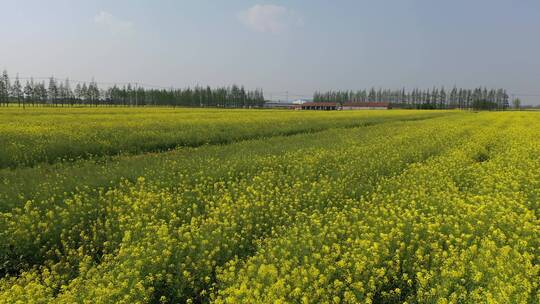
[0,109,538,303]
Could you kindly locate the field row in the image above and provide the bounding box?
[215,115,540,303]
[0,108,447,168]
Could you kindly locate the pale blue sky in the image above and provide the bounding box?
[1,0,539,103]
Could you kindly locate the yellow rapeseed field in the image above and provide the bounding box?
[0,108,538,303]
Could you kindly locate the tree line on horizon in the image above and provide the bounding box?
[0,69,518,110]
[0,70,265,108]
[313,87,511,110]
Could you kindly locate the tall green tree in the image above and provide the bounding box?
[0,74,6,106]
[48,77,58,105]
[11,75,23,107]
[24,79,34,108]
[1,70,10,105]
[439,87,446,109]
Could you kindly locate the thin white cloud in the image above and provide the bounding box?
[238,4,302,33]
[94,11,133,34]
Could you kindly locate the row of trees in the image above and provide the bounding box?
[0,70,265,108]
[313,87,512,110]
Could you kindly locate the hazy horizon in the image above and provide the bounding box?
[2,0,539,104]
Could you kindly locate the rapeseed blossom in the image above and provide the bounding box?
[0,110,538,303]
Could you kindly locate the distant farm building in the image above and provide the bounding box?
[301,102,338,110]
[300,102,390,110]
[341,102,390,110]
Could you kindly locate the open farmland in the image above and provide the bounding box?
[0,108,538,303]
